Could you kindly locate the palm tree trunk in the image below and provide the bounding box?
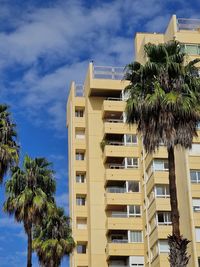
[168,146,180,237]
[27,224,32,267]
[167,146,190,267]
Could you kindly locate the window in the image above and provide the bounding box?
[195,228,200,242]
[129,205,141,217]
[129,256,144,267]
[76,152,84,160]
[124,134,137,145]
[127,181,140,192]
[155,185,170,198]
[192,199,200,212]
[189,144,200,155]
[75,129,85,139]
[77,244,87,254]
[125,157,138,168]
[190,170,200,183]
[76,196,86,206]
[129,231,143,243]
[157,212,171,225]
[75,108,84,117]
[158,240,169,253]
[198,257,200,267]
[153,160,169,171]
[76,218,87,229]
[76,173,85,183]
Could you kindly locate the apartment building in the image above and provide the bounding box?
[66,15,200,267]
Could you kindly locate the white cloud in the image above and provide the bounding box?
[0,0,199,133]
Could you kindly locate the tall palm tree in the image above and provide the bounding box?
[0,104,19,182]
[33,206,75,267]
[124,41,200,266]
[4,155,56,267]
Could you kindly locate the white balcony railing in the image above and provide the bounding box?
[110,212,128,218]
[107,187,126,193]
[105,118,124,123]
[93,65,124,80]
[177,18,200,31]
[75,84,84,96]
[111,239,128,243]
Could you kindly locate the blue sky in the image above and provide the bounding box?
[0,0,199,266]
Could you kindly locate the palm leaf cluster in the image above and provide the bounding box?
[124,40,200,266]
[0,104,19,182]
[125,41,200,153]
[33,207,75,267]
[4,155,74,267]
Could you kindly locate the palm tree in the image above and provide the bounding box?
[124,41,200,266]
[4,155,56,267]
[33,206,75,267]
[0,104,19,182]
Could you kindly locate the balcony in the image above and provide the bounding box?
[87,63,129,97]
[148,198,171,220]
[105,192,141,206]
[103,145,139,163]
[106,242,144,257]
[105,168,140,183]
[146,171,169,195]
[108,256,129,267]
[102,99,125,119]
[107,216,142,231]
[177,18,200,31]
[149,225,172,248]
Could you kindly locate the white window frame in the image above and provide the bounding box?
[126,181,140,193]
[128,205,141,217]
[75,152,84,161]
[195,228,200,242]
[156,212,172,225]
[193,199,200,212]
[76,196,86,206]
[128,230,143,243]
[75,129,85,139]
[76,173,85,183]
[75,109,84,117]
[125,157,138,168]
[153,160,169,171]
[158,240,169,253]
[124,134,138,145]
[190,170,200,183]
[189,144,200,155]
[155,185,170,198]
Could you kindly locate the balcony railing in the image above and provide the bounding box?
[110,239,128,243]
[105,118,124,123]
[93,65,124,80]
[106,97,122,101]
[108,164,138,169]
[75,84,84,96]
[110,212,128,218]
[177,18,200,31]
[107,141,124,146]
[107,187,126,193]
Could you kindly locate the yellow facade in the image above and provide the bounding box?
[67,15,200,267]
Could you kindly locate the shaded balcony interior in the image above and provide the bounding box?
[105,157,138,169]
[106,180,140,193]
[108,230,128,243]
[103,111,124,123]
[106,204,141,218]
[106,205,128,218]
[108,256,129,267]
[102,134,138,147]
